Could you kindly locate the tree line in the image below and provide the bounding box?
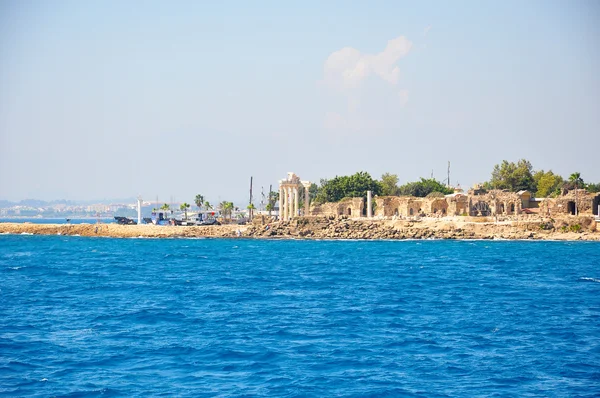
[483,159,598,197]
[176,160,598,211]
[310,159,598,204]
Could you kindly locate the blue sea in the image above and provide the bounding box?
[1,236,599,397]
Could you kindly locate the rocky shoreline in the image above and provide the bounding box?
[1,216,599,241]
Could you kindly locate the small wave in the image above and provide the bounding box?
[20,232,33,235]
[580,277,600,283]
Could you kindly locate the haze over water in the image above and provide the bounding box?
[1,236,599,396]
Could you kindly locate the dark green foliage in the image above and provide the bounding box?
[380,173,401,196]
[561,172,585,192]
[489,159,536,192]
[586,182,600,193]
[314,172,381,203]
[397,178,454,197]
[533,170,563,197]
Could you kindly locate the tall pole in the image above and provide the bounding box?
[447,161,451,187]
[249,176,253,219]
[268,184,272,217]
[575,181,578,216]
[137,196,142,225]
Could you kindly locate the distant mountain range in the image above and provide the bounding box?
[0,198,138,208]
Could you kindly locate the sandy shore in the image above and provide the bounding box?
[1,216,599,241]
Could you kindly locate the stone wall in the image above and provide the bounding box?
[467,190,525,216]
[374,196,427,217]
[311,189,600,219]
[310,198,364,217]
[539,190,600,216]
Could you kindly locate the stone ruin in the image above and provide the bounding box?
[307,188,600,219]
[309,198,364,218]
[539,189,600,217]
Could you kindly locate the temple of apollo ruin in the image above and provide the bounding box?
[279,172,311,221]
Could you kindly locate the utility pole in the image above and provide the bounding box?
[249,176,253,219]
[268,184,273,217]
[575,180,578,216]
[447,161,451,188]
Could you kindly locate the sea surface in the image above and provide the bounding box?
[1,236,599,397]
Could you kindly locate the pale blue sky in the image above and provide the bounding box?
[1,1,598,204]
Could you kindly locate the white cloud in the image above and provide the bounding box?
[322,35,413,134]
[323,36,412,90]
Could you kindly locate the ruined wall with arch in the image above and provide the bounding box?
[539,190,600,216]
[309,198,364,218]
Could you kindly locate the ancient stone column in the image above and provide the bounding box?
[285,187,289,219]
[279,185,284,220]
[282,186,288,221]
[367,191,372,218]
[294,188,299,218]
[288,187,294,220]
[304,185,310,215]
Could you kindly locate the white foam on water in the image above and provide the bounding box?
[580,277,600,283]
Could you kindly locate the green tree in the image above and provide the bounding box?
[380,173,401,196]
[194,194,204,212]
[533,170,564,197]
[179,202,190,220]
[569,172,584,187]
[267,192,278,216]
[225,201,234,220]
[561,172,585,192]
[204,201,212,212]
[586,182,600,193]
[247,203,256,220]
[397,178,454,197]
[314,172,382,203]
[488,159,536,192]
[219,201,234,220]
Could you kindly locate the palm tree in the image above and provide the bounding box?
[220,201,234,221]
[180,202,190,220]
[160,203,170,221]
[247,203,256,220]
[194,194,204,212]
[569,172,584,188]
